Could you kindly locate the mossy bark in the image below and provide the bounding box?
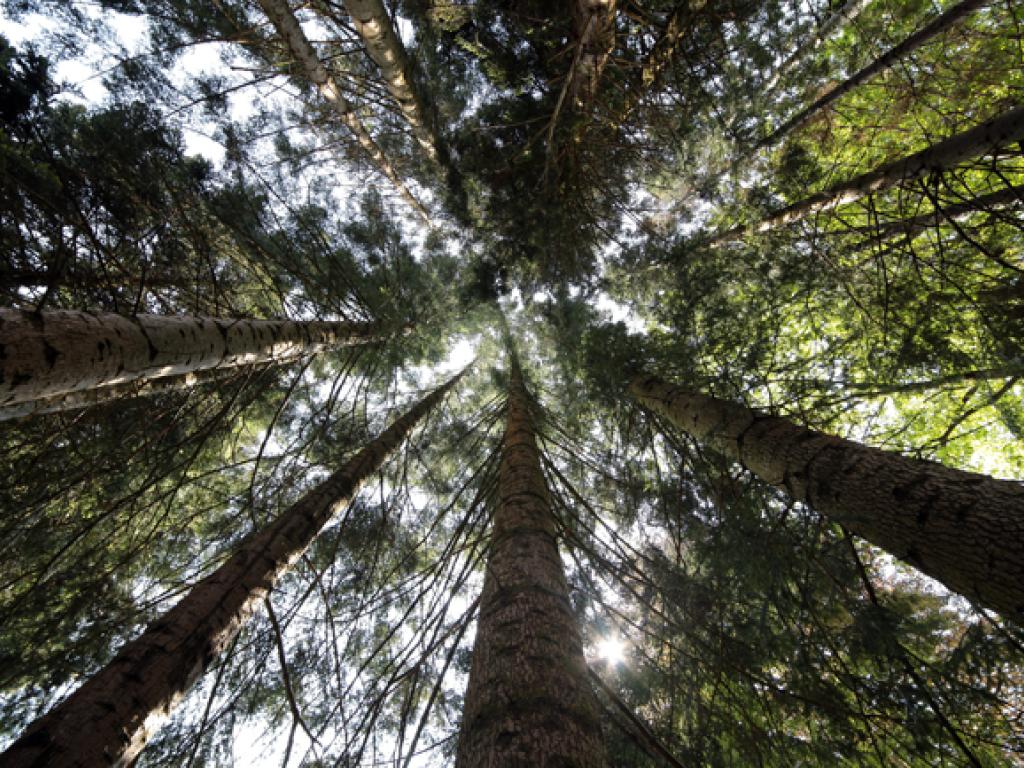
[630,373,1024,621]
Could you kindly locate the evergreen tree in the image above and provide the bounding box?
[1,1,1022,765]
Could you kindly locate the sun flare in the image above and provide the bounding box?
[597,636,626,666]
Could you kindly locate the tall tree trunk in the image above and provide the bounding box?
[341,0,445,164]
[456,347,605,767]
[629,373,1024,621]
[709,104,1024,245]
[759,0,986,148]
[0,369,465,768]
[0,366,243,422]
[763,0,873,94]
[0,309,379,411]
[256,0,430,223]
[845,183,1024,243]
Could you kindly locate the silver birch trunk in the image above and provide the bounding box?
[256,0,430,223]
[709,104,1024,245]
[760,0,987,148]
[341,0,445,164]
[456,348,606,767]
[0,309,379,411]
[0,368,466,768]
[629,373,1024,621]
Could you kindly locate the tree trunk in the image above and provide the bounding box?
[0,368,465,768]
[760,0,986,148]
[341,0,445,164]
[456,348,605,767]
[763,0,873,94]
[0,309,379,411]
[256,0,430,223]
[570,0,618,110]
[0,365,244,422]
[629,373,1024,621]
[846,183,1024,243]
[709,103,1024,245]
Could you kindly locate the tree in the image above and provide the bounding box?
[255,0,431,222]
[0,310,382,416]
[759,0,988,148]
[708,103,1024,244]
[0,367,464,768]
[629,372,1024,619]
[1,1,1023,766]
[456,337,605,767]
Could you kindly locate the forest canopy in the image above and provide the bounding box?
[0,0,1023,766]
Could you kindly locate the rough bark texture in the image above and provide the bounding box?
[0,370,464,768]
[0,309,378,410]
[456,354,605,768]
[257,0,430,222]
[629,373,1024,621]
[710,103,1024,245]
[341,0,444,163]
[760,0,986,147]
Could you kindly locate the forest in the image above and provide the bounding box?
[0,0,1023,765]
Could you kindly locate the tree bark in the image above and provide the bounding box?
[341,0,446,164]
[0,309,379,411]
[257,0,431,223]
[845,183,1024,243]
[0,368,466,768]
[629,373,1024,621]
[456,348,605,767]
[0,366,244,422]
[569,0,618,110]
[709,103,1024,245]
[759,0,987,148]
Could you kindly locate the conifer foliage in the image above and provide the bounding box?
[1,1,1022,766]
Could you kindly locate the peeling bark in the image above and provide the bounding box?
[629,373,1024,621]
[709,104,1024,245]
[0,309,379,411]
[456,351,605,767]
[257,0,431,223]
[0,368,465,768]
